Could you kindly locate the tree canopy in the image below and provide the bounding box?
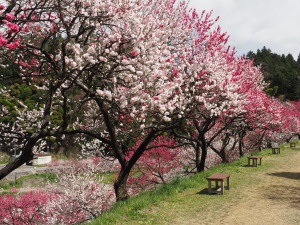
[247,46,300,100]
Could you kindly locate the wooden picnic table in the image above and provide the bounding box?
[290,142,296,148]
[272,147,280,154]
[206,173,231,195]
[247,156,262,167]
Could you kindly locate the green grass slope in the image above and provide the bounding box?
[88,143,299,225]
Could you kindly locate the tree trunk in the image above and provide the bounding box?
[0,134,42,181]
[238,131,245,157]
[113,129,158,201]
[114,166,130,201]
[196,134,207,172]
[197,144,207,172]
[238,136,244,157]
[195,144,201,172]
[219,149,228,163]
[0,151,33,180]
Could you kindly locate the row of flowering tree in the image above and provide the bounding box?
[0,0,300,209]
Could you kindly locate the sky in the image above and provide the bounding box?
[188,0,300,59]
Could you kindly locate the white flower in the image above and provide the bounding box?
[99,56,107,62]
[70,61,77,68]
[96,89,103,96]
[127,65,136,72]
[89,59,96,64]
[87,46,96,54]
[122,59,130,65]
[55,54,61,61]
[104,90,112,100]
[163,116,171,122]
[65,57,70,64]
[74,43,80,49]
[131,96,140,103]
[82,53,90,59]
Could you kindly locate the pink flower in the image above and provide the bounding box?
[7,23,19,33]
[6,42,19,50]
[0,37,7,47]
[0,5,5,10]
[5,13,15,21]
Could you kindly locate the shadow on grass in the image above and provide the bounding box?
[196,188,209,195]
[268,172,300,180]
[241,165,258,168]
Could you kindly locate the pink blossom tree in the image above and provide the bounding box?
[0,0,234,200]
[171,46,268,170]
[125,136,186,193]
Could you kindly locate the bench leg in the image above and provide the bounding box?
[252,159,257,166]
[221,181,224,195]
[226,177,230,190]
[208,180,212,194]
[215,180,220,190]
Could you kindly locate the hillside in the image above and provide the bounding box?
[90,143,300,224]
[247,47,300,100]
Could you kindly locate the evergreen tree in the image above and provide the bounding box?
[247,47,300,100]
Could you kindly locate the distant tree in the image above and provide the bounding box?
[247,47,300,100]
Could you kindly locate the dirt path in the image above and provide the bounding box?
[141,147,300,225]
[219,149,300,225]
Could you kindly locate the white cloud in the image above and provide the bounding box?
[188,0,300,59]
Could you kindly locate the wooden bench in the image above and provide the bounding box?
[206,173,231,195]
[272,147,280,154]
[290,142,296,148]
[247,156,262,167]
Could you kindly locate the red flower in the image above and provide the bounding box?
[7,22,19,33]
[6,42,19,50]
[131,51,138,57]
[5,13,15,21]
[0,37,7,47]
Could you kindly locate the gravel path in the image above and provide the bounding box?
[219,148,300,225]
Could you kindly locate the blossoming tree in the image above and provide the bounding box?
[1,0,300,204]
[0,0,234,200]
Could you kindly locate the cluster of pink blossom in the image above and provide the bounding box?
[45,159,115,224]
[0,158,115,224]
